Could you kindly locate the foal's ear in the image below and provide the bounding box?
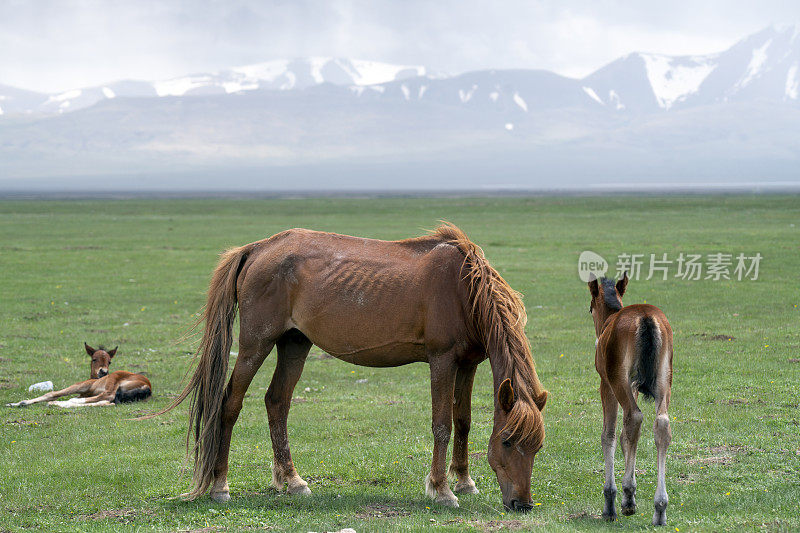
[107,346,117,358]
[616,272,629,297]
[84,342,96,356]
[498,378,516,412]
[588,278,599,298]
[534,390,548,411]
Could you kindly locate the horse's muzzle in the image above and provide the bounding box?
[508,499,534,513]
[98,369,108,378]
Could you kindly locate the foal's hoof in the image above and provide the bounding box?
[210,491,230,503]
[453,479,480,495]
[602,511,617,522]
[6,401,26,407]
[621,505,636,516]
[653,500,668,526]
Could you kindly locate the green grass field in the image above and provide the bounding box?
[1,195,798,532]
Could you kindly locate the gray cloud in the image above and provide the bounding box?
[2,0,799,92]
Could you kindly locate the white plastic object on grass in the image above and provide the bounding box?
[28,381,54,392]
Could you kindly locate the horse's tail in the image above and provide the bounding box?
[141,243,253,499]
[633,315,661,401]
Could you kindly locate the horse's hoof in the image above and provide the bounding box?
[602,511,617,522]
[454,481,479,495]
[652,512,667,526]
[287,482,311,496]
[435,495,459,508]
[621,504,636,516]
[210,491,230,503]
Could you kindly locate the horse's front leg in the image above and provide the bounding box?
[6,381,92,407]
[266,330,312,495]
[425,355,459,507]
[209,339,273,502]
[449,364,479,495]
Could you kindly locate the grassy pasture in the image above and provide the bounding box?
[0,195,798,532]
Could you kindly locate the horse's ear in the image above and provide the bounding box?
[588,278,599,298]
[534,390,548,411]
[107,346,117,358]
[84,342,96,356]
[616,272,629,297]
[498,378,515,412]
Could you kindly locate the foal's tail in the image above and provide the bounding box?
[633,315,662,401]
[142,243,253,500]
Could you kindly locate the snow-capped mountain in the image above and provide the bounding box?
[2,26,799,117]
[2,26,800,190]
[1,58,428,115]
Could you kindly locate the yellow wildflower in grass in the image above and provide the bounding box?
[559,353,564,358]
[725,492,730,496]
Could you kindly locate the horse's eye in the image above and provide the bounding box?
[502,440,512,448]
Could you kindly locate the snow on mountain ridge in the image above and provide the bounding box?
[639,53,717,109]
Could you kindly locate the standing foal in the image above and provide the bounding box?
[588,273,673,526]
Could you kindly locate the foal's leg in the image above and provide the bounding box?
[6,381,93,407]
[266,330,312,495]
[209,338,274,502]
[600,380,619,521]
[49,393,115,408]
[653,392,672,526]
[449,364,479,494]
[612,381,643,517]
[425,355,459,507]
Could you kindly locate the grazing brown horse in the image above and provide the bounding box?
[6,343,152,408]
[588,274,673,526]
[155,224,547,510]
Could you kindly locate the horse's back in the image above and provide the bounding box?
[236,229,471,363]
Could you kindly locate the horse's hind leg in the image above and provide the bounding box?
[600,380,619,521]
[612,380,643,517]
[449,364,479,495]
[653,392,672,526]
[266,329,312,495]
[209,337,274,502]
[425,354,459,507]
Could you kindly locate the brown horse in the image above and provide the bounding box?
[6,343,152,408]
[155,224,547,511]
[588,274,673,526]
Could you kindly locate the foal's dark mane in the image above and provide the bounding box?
[434,223,546,448]
[601,277,622,310]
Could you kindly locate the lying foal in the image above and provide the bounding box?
[6,343,152,408]
[588,273,673,526]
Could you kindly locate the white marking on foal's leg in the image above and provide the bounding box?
[49,398,86,408]
[653,413,671,526]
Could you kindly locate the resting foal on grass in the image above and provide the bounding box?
[588,273,674,526]
[6,343,152,408]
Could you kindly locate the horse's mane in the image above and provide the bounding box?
[433,222,547,448]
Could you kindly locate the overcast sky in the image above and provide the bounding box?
[2,0,800,93]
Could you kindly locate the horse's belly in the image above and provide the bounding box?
[312,339,427,367]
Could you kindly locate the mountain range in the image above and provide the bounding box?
[2,25,799,191]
